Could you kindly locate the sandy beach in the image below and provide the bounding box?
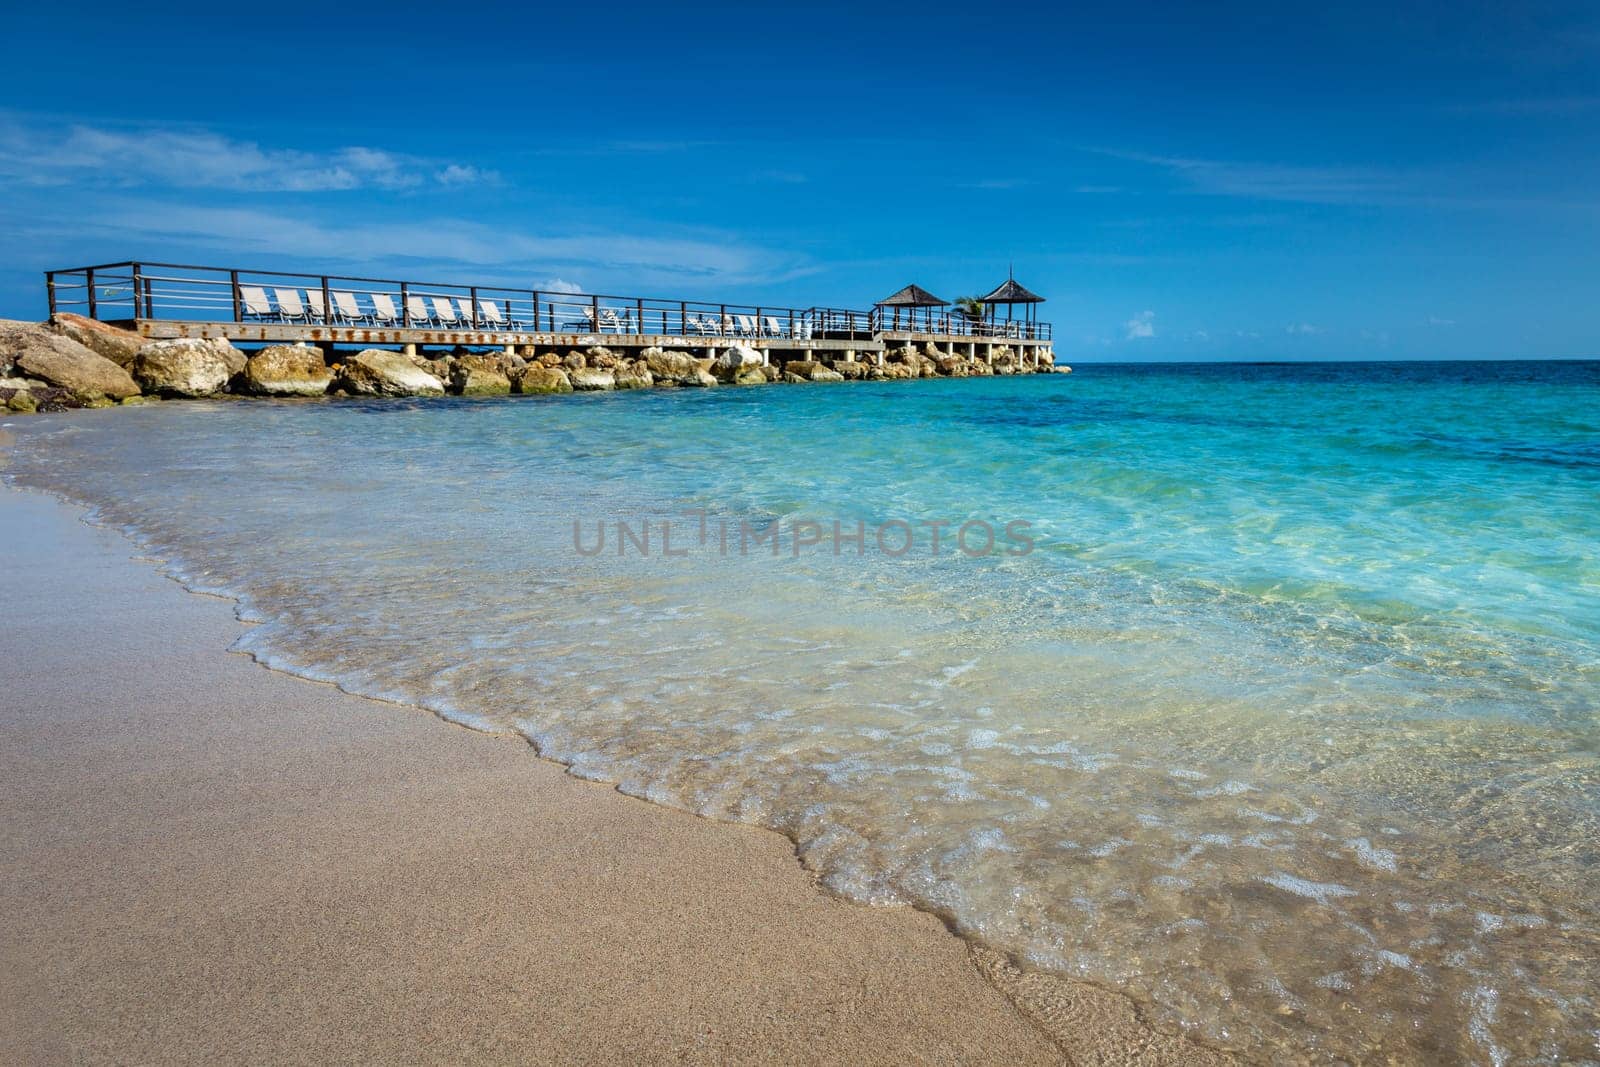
[0,484,1225,1065]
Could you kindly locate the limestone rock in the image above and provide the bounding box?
[830,360,867,380]
[782,371,808,383]
[537,352,563,368]
[335,349,446,397]
[450,354,512,395]
[511,364,573,395]
[1,319,141,399]
[6,391,38,413]
[712,344,763,382]
[780,360,844,383]
[1055,364,1073,374]
[562,350,587,372]
[241,344,332,397]
[585,346,618,369]
[133,339,242,397]
[642,347,704,385]
[734,365,768,385]
[761,363,780,382]
[50,313,145,367]
[569,367,616,391]
[613,364,654,389]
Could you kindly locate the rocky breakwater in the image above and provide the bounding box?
[1,318,1061,416]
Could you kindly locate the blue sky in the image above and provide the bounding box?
[1,0,1596,359]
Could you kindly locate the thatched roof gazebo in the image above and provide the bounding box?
[978,273,1045,337]
[876,283,948,332]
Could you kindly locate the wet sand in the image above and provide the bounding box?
[0,483,1227,1065]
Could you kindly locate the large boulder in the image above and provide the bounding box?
[50,313,145,367]
[561,350,587,372]
[1,319,141,399]
[511,364,573,395]
[133,339,240,397]
[569,367,616,391]
[642,346,704,385]
[241,344,332,397]
[449,354,512,396]
[712,344,763,382]
[613,363,654,389]
[585,346,619,369]
[780,360,844,383]
[335,349,446,397]
[830,360,867,380]
[733,365,768,385]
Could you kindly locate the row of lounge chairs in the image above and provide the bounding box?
[241,286,527,329]
[238,285,817,338]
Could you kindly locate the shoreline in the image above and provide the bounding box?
[0,480,1227,1065]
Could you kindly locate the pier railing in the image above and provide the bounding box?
[44,261,1049,343]
[869,306,1052,340]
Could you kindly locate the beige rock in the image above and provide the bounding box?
[562,351,587,372]
[450,354,512,396]
[241,345,332,397]
[133,339,244,397]
[1,319,141,399]
[50,313,145,367]
[569,367,616,391]
[613,365,654,389]
[335,349,446,397]
[642,347,703,385]
[511,364,573,395]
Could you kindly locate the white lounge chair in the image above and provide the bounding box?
[736,315,757,336]
[240,286,274,321]
[478,300,507,329]
[405,295,433,325]
[274,287,307,323]
[305,289,328,323]
[600,308,622,332]
[722,314,735,335]
[764,316,783,337]
[370,293,400,324]
[431,297,460,326]
[333,291,365,324]
[565,305,597,331]
[452,298,477,326]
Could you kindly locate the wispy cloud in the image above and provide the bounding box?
[1093,147,1401,204]
[1285,322,1323,335]
[1427,315,1456,326]
[1125,310,1156,340]
[9,197,814,288]
[0,117,496,192]
[1450,96,1600,115]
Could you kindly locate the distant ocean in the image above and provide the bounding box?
[7,361,1598,1062]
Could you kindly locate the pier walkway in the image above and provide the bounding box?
[46,262,1055,367]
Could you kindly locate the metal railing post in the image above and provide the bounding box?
[401,281,411,326]
[470,285,480,328]
[320,276,333,325]
[230,269,241,322]
[86,267,97,319]
[45,272,56,319]
[531,291,541,332]
[130,264,144,320]
[591,295,599,333]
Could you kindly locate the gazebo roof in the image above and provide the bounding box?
[876,283,948,307]
[979,277,1045,304]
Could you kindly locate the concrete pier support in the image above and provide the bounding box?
[984,343,994,364]
[402,343,417,357]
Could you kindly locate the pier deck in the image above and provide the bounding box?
[46,262,1055,367]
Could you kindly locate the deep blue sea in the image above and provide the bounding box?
[6,361,1598,1063]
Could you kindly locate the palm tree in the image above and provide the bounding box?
[952,296,986,326]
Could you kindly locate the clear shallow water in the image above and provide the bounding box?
[5,362,1599,1063]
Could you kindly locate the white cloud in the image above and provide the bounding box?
[1427,315,1456,326]
[19,198,814,288]
[538,278,583,294]
[1187,329,1210,341]
[0,117,494,192]
[1096,148,1400,204]
[1286,322,1323,335]
[1124,310,1156,340]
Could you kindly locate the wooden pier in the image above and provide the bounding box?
[45,262,1056,369]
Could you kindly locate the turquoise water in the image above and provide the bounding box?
[5,362,1598,1063]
